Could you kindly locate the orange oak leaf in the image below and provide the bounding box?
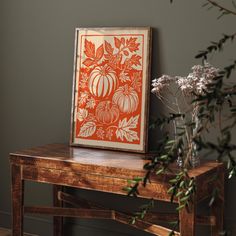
[105,41,114,54]
[96,44,104,61]
[126,37,140,52]
[84,39,95,58]
[83,58,95,67]
[114,37,121,49]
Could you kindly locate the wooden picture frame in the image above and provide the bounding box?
[70,27,152,153]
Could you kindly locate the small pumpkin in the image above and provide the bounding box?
[95,101,119,124]
[88,65,118,97]
[112,84,139,113]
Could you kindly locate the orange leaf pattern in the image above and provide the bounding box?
[75,33,145,144]
[95,44,104,61]
[114,37,121,49]
[84,39,95,58]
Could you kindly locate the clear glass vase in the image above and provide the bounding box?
[176,155,183,167]
[176,151,200,168]
[175,116,201,168]
[190,155,200,168]
[191,115,200,168]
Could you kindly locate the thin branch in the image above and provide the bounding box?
[233,0,236,9]
[206,0,236,17]
[195,33,236,60]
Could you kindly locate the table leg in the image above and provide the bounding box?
[211,171,224,236]
[179,201,196,236]
[11,164,24,236]
[53,185,64,236]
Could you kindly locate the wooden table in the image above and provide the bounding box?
[10,143,225,236]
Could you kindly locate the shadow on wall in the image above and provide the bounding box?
[148,28,166,151]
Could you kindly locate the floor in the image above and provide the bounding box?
[0,227,38,236]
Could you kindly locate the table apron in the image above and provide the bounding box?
[22,165,175,202]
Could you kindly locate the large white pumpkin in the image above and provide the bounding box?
[88,65,118,97]
[112,85,139,113]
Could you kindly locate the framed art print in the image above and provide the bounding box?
[70,27,152,153]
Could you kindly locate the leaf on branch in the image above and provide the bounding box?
[195,51,207,59]
[203,0,236,17]
[195,33,236,59]
[233,0,236,9]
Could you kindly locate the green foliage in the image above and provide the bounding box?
[168,170,195,210]
[203,0,236,18]
[129,199,155,224]
[195,34,236,61]
[126,1,236,232]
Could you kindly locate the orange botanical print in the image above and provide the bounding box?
[75,34,144,144]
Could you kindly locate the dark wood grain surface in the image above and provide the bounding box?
[10,143,225,236]
[10,143,223,179]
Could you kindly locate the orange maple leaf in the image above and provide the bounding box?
[130,54,141,66]
[126,37,140,53]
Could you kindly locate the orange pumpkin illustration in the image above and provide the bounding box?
[112,84,139,113]
[88,65,118,97]
[95,101,120,124]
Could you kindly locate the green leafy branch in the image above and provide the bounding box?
[171,0,236,17]
[123,137,179,198]
[123,134,196,224]
[126,1,235,234]
[195,33,236,60]
[149,113,185,130]
[168,170,195,211]
[192,60,236,180]
[130,199,155,224]
[204,0,236,18]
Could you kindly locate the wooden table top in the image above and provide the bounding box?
[10,143,224,180]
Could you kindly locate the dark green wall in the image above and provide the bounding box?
[1,0,235,235]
